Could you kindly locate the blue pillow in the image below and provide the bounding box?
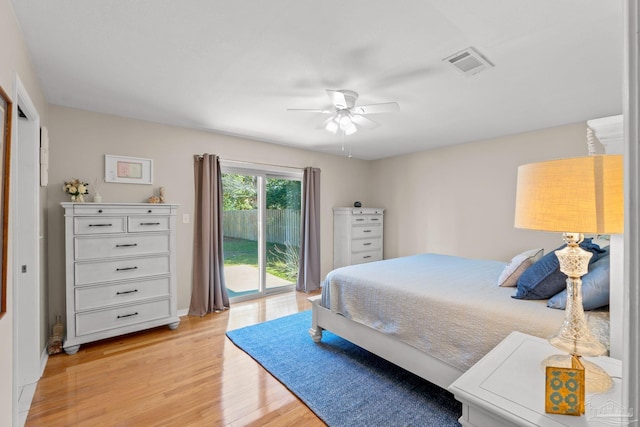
[547,254,610,310]
[513,239,607,300]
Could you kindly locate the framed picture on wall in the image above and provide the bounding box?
[105,154,153,184]
[0,85,13,320]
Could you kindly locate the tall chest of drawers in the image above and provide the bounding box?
[333,207,384,269]
[61,203,180,355]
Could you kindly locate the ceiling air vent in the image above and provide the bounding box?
[444,47,494,76]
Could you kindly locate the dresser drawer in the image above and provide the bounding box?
[351,215,369,225]
[74,234,170,260]
[128,216,170,232]
[73,205,172,216]
[75,298,171,336]
[352,225,382,239]
[74,217,126,235]
[75,255,170,285]
[351,251,382,265]
[351,238,381,252]
[350,215,383,225]
[367,215,383,225]
[75,277,171,311]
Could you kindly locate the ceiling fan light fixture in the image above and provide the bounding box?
[325,120,339,133]
[288,88,398,139]
[339,114,352,129]
[344,125,357,136]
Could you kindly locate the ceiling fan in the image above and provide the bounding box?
[287,89,400,135]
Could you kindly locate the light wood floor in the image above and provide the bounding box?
[26,290,325,427]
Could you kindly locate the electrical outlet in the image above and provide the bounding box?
[182,213,190,224]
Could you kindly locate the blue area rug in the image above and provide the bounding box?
[226,310,461,427]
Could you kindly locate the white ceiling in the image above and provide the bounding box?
[10,0,623,160]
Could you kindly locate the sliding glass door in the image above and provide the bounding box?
[221,163,302,302]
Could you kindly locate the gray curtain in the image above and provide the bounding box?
[297,167,321,292]
[189,154,229,315]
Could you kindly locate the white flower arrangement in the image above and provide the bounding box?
[63,178,89,202]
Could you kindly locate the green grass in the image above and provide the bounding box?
[223,237,298,281]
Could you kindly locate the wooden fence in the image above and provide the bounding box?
[223,209,300,246]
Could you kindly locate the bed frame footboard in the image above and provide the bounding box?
[309,297,463,390]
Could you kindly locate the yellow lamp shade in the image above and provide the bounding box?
[514,155,623,234]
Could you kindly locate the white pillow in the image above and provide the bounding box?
[497,248,544,287]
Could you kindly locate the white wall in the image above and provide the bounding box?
[46,107,606,325]
[371,122,600,262]
[46,105,372,321]
[0,0,49,425]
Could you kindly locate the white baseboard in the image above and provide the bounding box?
[19,347,48,427]
[40,346,48,377]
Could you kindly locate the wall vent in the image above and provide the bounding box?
[444,47,494,76]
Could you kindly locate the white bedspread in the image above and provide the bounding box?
[321,253,609,372]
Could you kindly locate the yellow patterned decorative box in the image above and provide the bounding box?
[545,356,585,416]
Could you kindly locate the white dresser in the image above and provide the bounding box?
[61,202,180,355]
[333,207,384,269]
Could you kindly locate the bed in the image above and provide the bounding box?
[308,253,609,389]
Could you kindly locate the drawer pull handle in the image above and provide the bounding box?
[116,266,138,271]
[355,218,365,222]
[363,255,372,259]
[116,289,139,295]
[116,243,138,248]
[98,209,103,213]
[363,229,372,233]
[139,222,161,226]
[88,223,113,227]
[363,243,372,246]
[371,218,379,221]
[117,312,139,319]
[148,210,152,213]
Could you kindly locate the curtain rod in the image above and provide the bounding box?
[194,155,304,172]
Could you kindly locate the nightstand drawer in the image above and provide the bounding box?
[75,298,171,336]
[74,217,126,235]
[75,255,170,285]
[75,277,171,311]
[74,234,170,260]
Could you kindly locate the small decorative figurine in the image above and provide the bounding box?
[148,186,165,204]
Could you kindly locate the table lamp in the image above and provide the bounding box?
[514,154,623,392]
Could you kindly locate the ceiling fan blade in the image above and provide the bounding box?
[326,89,349,109]
[351,114,379,129]
[287,108,332,113]
[353,102,400,115]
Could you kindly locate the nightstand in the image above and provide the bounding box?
[449,332,625,427]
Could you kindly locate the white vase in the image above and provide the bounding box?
[93,193,102,203]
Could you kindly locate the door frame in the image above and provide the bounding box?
[11,75,42,427]
[221,161,302,302]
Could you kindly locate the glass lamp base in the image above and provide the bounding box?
[541,354,613,394]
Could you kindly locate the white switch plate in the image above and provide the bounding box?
[182,213,190,224]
